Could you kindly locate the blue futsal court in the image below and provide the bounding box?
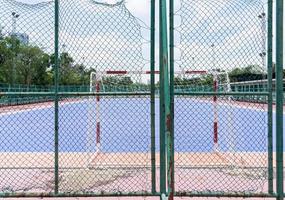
[0,97,276,153]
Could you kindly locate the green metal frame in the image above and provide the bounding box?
[0,0,282,198]
[0,92,151,96]
[150,0,156,194]
[0,192,161,198]
[276,0,284,200]
[159,0,168,198]
[267,0,274,194]
[168,0,282,199]
[0,91,269,97]
[174,192,278,198]
[169,0,175,199]
[54,0,60,194]
[174,92,269,96]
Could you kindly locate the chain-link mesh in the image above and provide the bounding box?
[0,0,275,197]
[0,102,55,193]
[0,0,55,194]
[58,96,151,193]
[58,0,147,84]
[174,0,268,194]
[0,0,152,195]
[57,0,151,194]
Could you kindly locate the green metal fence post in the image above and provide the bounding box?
[159,0,170,199]
[54,0,60,194]
[276,0,283,199]
[267,0,273,194]
[169,0,175,198]
[150,0,156,194]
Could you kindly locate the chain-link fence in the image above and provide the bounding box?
[0,0,283,199]
[0,0,156,196]
[171,0,275,197]
[57,0,153,194]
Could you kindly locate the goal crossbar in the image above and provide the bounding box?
[91,70,208,76]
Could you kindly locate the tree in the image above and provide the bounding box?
[73,63,90,85]
[229,65,265,82]
[50,52,83,85]
[102,75,133,86]
[0,36,51,86]
[17,45,50,85]
[0,38,14,83]
[270,62,285,79]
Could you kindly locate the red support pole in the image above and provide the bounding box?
[96,81,101,152]
[213,76,218,151]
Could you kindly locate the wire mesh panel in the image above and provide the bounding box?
[0,0,154,196]
[58,0,146,86]
[175,95,267,192]
[174,0,269,194]
[0,102,55,193]
[58,95,152,193]
[0,0,56,194]
[57,0,152,195]
[0,0,277,197]
[0,0,55,105]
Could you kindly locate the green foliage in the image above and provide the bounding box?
[102,75,133,86]
[17,45,50,85]
[51,52,77,85]
[271,62,285,79]
[0,36,91,87]
[172,65,267,89]
[173,75,213,87]
[0,35,273,90]
[0,37,15,83]
[0,36,51,86]
[228,64,265,82]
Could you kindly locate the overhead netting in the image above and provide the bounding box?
[59,0,147,87]
[174,0,268,193]
[0,0,54,52]
[0,0,151,195]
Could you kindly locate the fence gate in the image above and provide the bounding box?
[0,0,157,197]
[163,0,283,199]
[0,0,283,199]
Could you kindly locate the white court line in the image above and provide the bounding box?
[0,100,87,117]
[179,98,268,113]
[0,98,282,117]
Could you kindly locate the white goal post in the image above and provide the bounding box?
[87,70,233,163]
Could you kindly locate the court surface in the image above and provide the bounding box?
[0,97,281,194]
[0,97,275,153]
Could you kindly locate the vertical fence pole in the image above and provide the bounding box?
[276,0,283,199]
[267,0,273,194]
[159,0,170,198]
[150,0,156,194]
[169,0,175,198]
[54,0,60,194]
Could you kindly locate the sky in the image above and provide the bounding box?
[14,0,151,23]
[5,0,284,83]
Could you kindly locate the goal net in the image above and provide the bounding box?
[86,70,153,166]
[175,67,268,183]
[87,69,234,159]
[174,69,234,150]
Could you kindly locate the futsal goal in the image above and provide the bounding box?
[87,69,234,165]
